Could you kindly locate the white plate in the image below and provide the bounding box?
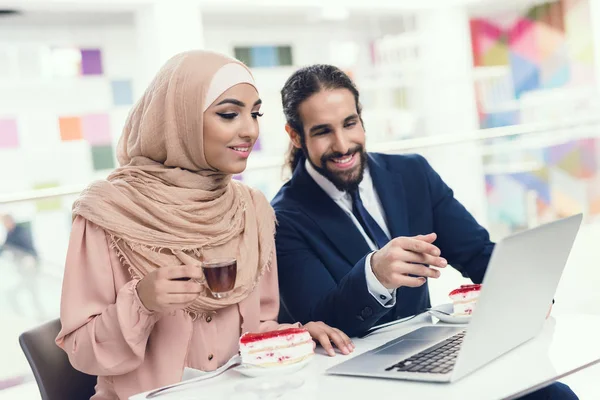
[234,376,305,397]
[235,355,313,378]
[427,303,471,324]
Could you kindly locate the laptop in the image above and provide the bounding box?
[326,213,583,383]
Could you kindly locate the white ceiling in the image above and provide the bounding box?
[0,10,134,26]
[0,0,553,28]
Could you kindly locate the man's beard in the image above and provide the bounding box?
[303,142,367,193]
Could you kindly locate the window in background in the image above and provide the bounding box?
[50,47,81,78]
[234,45,293,68]
[471,0,595,128]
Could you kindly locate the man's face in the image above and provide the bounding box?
[292,88,367,192]
[2,215,14,230]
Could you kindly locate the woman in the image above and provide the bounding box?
[55,50,354,400]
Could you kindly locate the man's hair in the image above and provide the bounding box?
[280,64,362,171]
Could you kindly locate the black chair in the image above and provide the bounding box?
[19,318,97,400]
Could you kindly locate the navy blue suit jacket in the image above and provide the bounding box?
[271,153,495,337]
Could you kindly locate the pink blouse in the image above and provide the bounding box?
[55,216,284,399]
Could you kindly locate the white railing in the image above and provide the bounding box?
[1,115,599,205]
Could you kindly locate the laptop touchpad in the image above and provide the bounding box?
[375,326,462,356]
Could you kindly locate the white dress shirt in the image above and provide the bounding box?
[305,160,397,307]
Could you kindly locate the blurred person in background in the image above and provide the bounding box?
[55,50,352,400]
[1,214,38,259]
[1,214,45,321]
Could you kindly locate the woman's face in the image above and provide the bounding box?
[203,83,262,174]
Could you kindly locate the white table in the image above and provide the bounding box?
[131,313,600,400]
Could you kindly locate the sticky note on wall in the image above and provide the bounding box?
[80,49,103,75]
[91,145,115,171]
[59,117,83,141]
[0,118,19,149]
[34,182,62,212]
[111,80,134,106]
[82,113,111,145]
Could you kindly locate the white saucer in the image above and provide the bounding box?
[427,303,471,324]
[235,355,313,378]
[234,375,305,398]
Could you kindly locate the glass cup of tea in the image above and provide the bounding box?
[201,258,237,299]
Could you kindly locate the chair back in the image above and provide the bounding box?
[19,319,97,400]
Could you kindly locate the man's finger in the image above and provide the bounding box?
[333,328,355,350]
[398,237,441,256]
[316,332,335,356]
[402,251,447,269]
[397,275,427,288]
[413,233,437,243]
[392,261,441,279]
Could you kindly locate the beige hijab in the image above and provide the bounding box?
[72,50,275,318]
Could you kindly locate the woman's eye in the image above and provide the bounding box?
[217,113,237,120]
[252,112,264,119]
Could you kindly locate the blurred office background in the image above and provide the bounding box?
[0,0,599,398]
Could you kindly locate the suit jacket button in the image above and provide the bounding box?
[361,307,373,318]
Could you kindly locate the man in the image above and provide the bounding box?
[271,65,574,399]
[1,215,38,259]
[272,65,493,336]
[1,214,44,321]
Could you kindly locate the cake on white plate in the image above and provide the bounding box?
[239,327,314,368]
[449,284,482,316]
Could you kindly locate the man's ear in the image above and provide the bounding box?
[285,124,303,149]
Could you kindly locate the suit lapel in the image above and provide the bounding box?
[290,164,372,266]
[368,154,410,239]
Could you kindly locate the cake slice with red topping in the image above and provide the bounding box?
[239,328,314,367]
[448,284,482,316]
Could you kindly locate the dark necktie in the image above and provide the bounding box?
[350,190,389,249]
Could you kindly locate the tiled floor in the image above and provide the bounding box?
[1,220,598,399]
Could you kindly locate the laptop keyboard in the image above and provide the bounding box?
[385,331,466,374]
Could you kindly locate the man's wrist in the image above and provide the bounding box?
[370,251,384,285]
[370,253,395,290]
[365,252,395,297]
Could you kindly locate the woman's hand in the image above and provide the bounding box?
[303,321,355,357]
[136,265,203,312]
[546,302,553,319]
